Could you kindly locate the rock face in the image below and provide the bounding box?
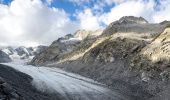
[142,27,170,62]
[31,16,170,100]
[114,16,148,25]
[103,16,165,36]
[33,45,48,55]
[0,50,12,63]
[31,29,103,65]
[0,77,24,100]
[74,29,103,40]
[30,38,81,65]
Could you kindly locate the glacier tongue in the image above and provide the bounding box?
[2,62,130,100]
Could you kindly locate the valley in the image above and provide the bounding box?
[1,16,170,100]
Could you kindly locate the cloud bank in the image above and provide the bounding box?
[0,0,78,46]
[75,0,170,30]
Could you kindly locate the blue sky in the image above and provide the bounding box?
[0,0,170,46]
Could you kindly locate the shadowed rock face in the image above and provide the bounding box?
[0,50,11,63]
[30,29,103,66]
[30,39,81,65]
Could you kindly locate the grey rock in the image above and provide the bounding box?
[0,50,12,63]
[113,16,148,25]
[141,72,150,82]
[1,83,13,95]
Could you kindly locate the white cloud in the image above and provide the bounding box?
[0,0,78,47]
[105,0,127,5]
[75,0,156,30]
[76,9,102,30]
[153,0,170,23]
[46,0,53,5]
[100,0,155,25]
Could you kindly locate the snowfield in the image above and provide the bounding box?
[1,62,130,100]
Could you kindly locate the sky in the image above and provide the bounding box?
[0,0,170,47]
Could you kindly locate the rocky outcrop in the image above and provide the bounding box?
[74,29,103,40]
[31,29,103,65]
[102,16,166,36]
[0,50,12,63]
[31,38,81,65]
[32,45,48,55]
[141,27,170,62]
[113,16,148,25]
[0,77,24,100]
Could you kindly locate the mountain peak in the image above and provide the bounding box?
[113,16,148,25]
[74,29,103,40]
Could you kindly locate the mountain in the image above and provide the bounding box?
[31,29,103,65]
[30,16,170,100]
[31,16,167,66]
[0,46,47,62]
[115,16,148,24]
[0,50,12,63]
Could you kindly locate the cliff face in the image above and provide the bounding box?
[0,50,12,63]
[30,29,103,65]
[30,16,170,100]
[142,27,170,62]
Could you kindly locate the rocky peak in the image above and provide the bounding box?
[102,16,166,36]
[112,16,148,25]
[15,46,31,56]
[160,20,170,25]
[74,29,103,40]
[74,30,92,40]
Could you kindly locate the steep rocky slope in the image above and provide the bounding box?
[31,16,170,100]
[31,29,103,65]
[0,50,12,63]
[40,16,167,66]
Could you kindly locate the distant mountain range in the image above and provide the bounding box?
[0,45,47,63]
